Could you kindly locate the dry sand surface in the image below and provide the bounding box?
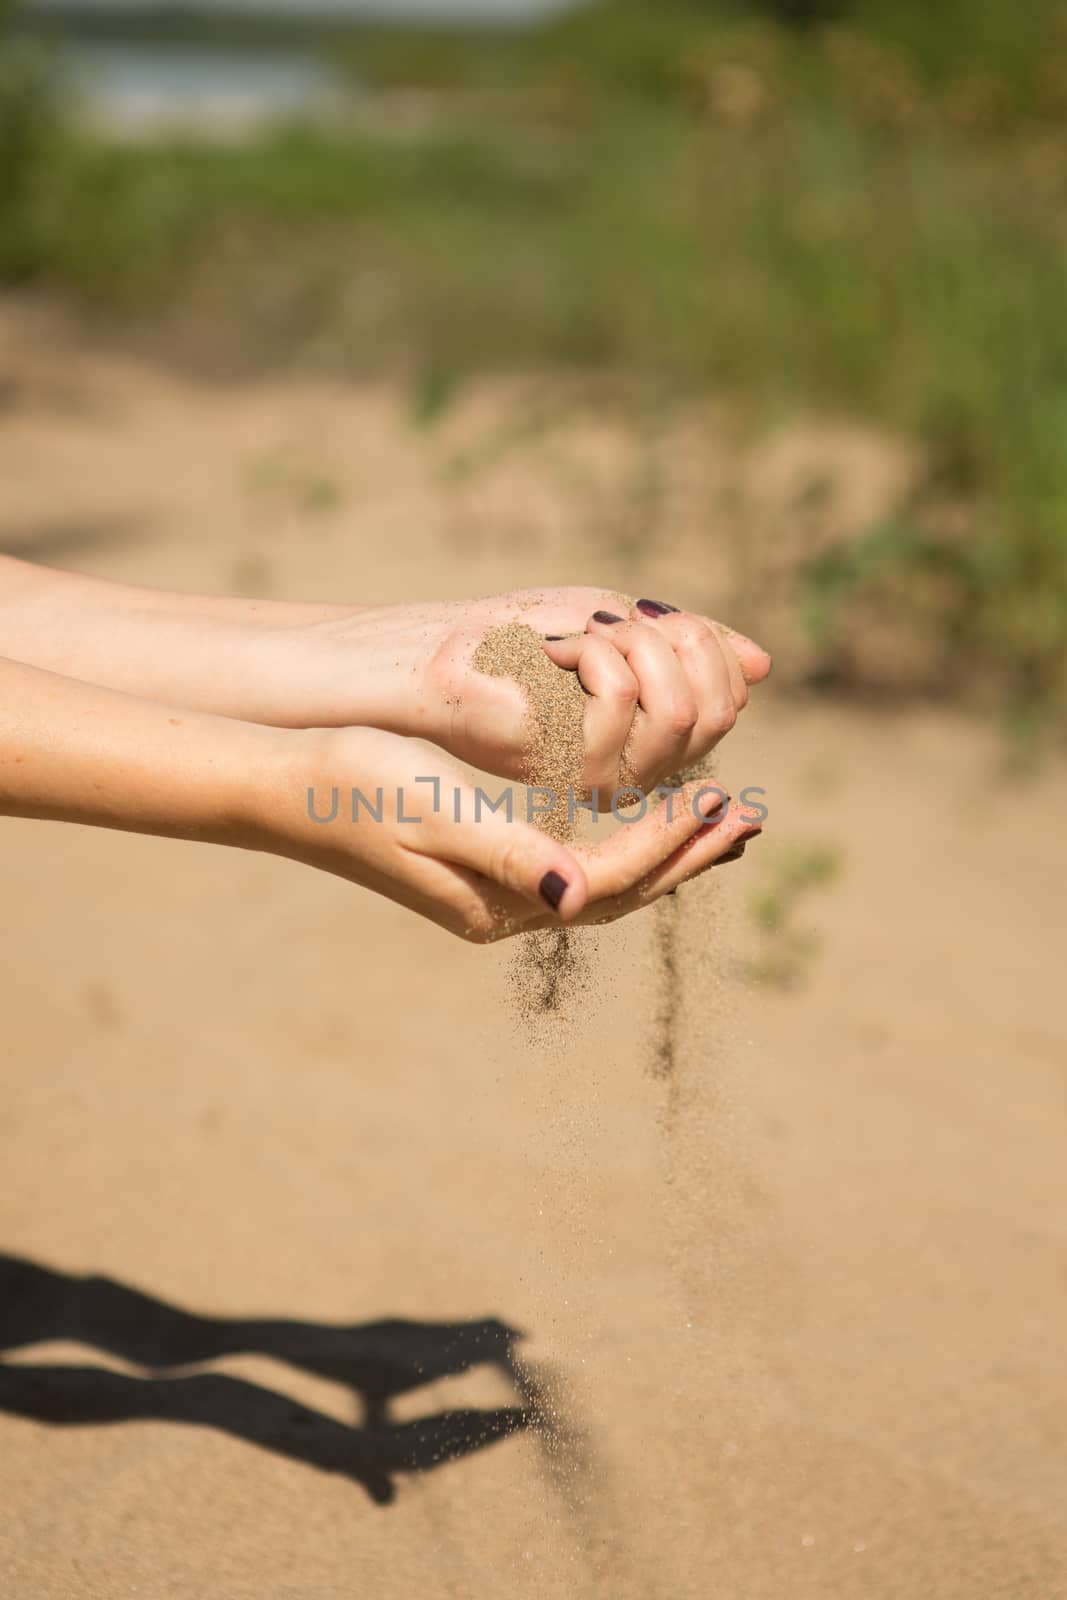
[1,314,1066,1598]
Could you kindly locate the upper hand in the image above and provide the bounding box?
[418,588,771,803]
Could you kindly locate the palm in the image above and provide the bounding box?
[425,587,628,782]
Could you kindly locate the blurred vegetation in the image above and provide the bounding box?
[746,839,841,988]
[2,0,1067,723]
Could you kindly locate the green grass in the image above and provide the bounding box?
[3,0,1067,723]
[746,841,842,988]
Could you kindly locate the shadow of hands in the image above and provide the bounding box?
[0,1253,530,1505]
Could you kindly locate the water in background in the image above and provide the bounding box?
[65,40,339,132]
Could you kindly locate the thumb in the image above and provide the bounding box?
[432,794,589,921]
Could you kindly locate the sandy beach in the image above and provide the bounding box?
[1,316,1065,1598]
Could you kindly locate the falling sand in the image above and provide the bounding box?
[471,621,720,1072]
[472,620,745,1595]
[647,751,721,1087]
[471,621,586,846]
[472,622,592,1026]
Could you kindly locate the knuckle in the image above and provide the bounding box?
[671,616,712,649]
[609,675,639,708]
[710,699,737,736]
[492,831,521,887]
[669,698,700,738]
[586,645,638,705]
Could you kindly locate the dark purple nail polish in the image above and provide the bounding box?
[592,610,623,624]
[737,824,763,843]
[543,635,566,641]
[698,790,731,824]
[539,870,568,911]
[636,599,680,617]
[715,844,746,865]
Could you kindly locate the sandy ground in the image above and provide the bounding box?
[1,314,1066,1598]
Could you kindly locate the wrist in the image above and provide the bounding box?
[240,725,322,855]
[289,608,447,741]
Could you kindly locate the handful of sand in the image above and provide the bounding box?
[472,622,590,1020]
[472,620,714,1067]
[471,623,587,844]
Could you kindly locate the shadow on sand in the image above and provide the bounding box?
[0,1252,552,1504]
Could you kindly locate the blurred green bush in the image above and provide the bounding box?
[1,0,1065,726]
[0,41,66,279]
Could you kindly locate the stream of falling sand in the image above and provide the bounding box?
[471,622,592,1026]
[471,624,767,1596]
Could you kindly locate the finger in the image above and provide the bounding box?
[575,778,733,902]
[631,602,749,715]
[630,808,762,901]
[629,609,743,763]
[583,612,697,788]
[633,597,772,688]
[575,802,763,926]
[542,633,638,798]
[718,625,772,686]
[704,626,749,713]
[415,785,590,924]
[392,852,540,943]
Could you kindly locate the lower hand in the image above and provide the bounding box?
[264,726,764,943]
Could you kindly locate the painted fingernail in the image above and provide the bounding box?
[543,635,566,641]
[737,824,763,843]
[698,788,731,818]
[636,599,680,617]
[539,870,568,911]
[715,844,747,865]
[592,610,623,624]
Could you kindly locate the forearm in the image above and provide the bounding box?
[0,651,292,848]
[0,555,368,726]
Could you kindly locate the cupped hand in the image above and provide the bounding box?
[314,588,770,804]
[427,590,769,803]
[265,726,764,943]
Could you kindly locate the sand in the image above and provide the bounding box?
[471,621,587,845]
[472,620,592,1026]
[2,314,1067,1599]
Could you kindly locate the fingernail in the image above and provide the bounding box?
[737,824,763,843]
[543,635,566,641]
[592,610,623,624]
[636,599,680,617]
[539,871,568,911]
[698,788,731,818]
[715,843,747,865]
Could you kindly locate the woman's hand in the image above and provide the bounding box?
[0,655,763,944]
[266,725,764,943]
[0,562,769,805]
[310,587,771,804]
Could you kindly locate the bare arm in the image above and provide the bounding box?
[0,554,361,725]
[0,650,281,844]
[0,654,762,940]
[0,557,771,801]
